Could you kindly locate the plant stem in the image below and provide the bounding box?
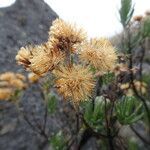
[104,99,114,150]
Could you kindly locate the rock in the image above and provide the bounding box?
[0,0,58,72]
[143,63,150,74]
[0,0,58,150]
[0,119,17,135]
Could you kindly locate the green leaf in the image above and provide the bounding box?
[84,101,93,122]
[93,97,105,121]
[142,74,150,84]
[115,96,143,125]
[102,72,115,85]
[141,17,150,38]
[50,131,66,150]
[129,113,144,124]
[83,96,108,132]
[47,93,57,114]
[119,0,134,27]
[128,138,138,150]
[11,89,23,102]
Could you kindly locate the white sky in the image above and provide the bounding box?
[0,0,150,37]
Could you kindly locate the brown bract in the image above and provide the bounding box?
[53,65,95,104]
[80,38,117,72]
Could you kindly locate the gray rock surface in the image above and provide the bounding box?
[0,0,57,72]
[0,0,58,149]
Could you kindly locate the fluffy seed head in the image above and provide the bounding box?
[16,46,32,69]
[16,43,64,76]
[30,44,64,75]
[0,72,27,90]
[80,38,117,72]
[49,18,86,53]
[53,65,95,103]
[16,73,26,81]
[0,72,16,81]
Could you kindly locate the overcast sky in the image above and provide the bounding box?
[0,0,150,37]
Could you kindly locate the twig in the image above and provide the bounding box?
[104,99,114,150]
[37,84,49,135]
[23,114,41,134]
[43,104,48,132]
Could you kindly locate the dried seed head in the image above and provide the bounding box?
[16,46,32,69]
[0,81,10,88]
[29,44,64,75]
[16,73,26,81]
[0,72,16,81]
[0,72,27,100]
[53,65,95,104]
[49,18,86,53]
[16,43,64,76]
[0,72,27,89]
[80,38,117,72]
[9,79,27,90]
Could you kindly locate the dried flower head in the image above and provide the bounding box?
[16,46,32,69]
[0,72,27,100]
[0,72,16,81]
[16,43,64,76]
[10,79,26,90]
[0,72,27,90]
[49,18,86,53]
[30,44,64,75]
[80,38,117,72]
[16,73,26,81]
[53,65,95,103]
